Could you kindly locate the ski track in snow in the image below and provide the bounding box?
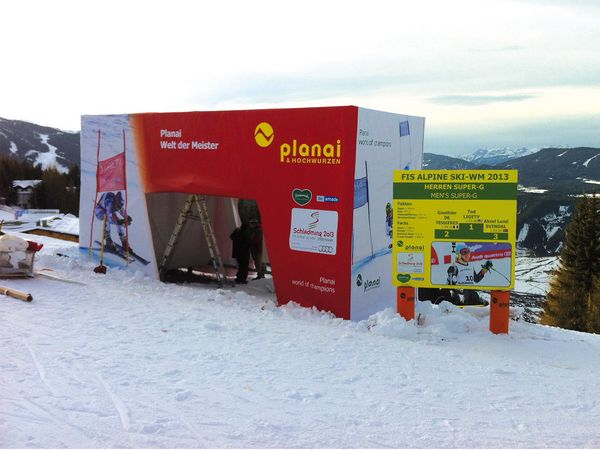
[23,340,54,395]
[96,373,131,432]
[26,133,69,174]
[1,235,600,448]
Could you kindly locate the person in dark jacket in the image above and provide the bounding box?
[237,199,265,280]
[248,218,265,279]
[230,223,250,284]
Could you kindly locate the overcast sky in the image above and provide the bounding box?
[2,0,599,155]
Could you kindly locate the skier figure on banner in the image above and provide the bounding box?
[95,191,132,253]
[446,244,493,305]
[385,202,393,248]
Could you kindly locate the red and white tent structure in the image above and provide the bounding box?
[80,107,424,320]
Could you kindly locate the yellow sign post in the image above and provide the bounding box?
[392,170,518,332]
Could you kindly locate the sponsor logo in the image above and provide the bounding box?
[316,195,339,203]
[396,252,425,274]
[290,208,338,254]
[255,122,342,165]
[292,188,312,206]
[308,211,319,229]
[356,274,381,292]
[364,276,381,292]
[356,274,363,287]
[396,273,411,283]
[280,139,342,165]
[254,122,274,148]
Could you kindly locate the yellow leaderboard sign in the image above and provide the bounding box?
[392,170,517,290]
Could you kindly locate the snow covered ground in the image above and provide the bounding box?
[0,206,78,238]
[0,208,16,223]
[514,255,559,296]
[1,234,599,448]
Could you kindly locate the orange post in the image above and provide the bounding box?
[397,287,415,321]
[490,290,510,334]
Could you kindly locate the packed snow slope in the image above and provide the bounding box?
[1,235,599,448]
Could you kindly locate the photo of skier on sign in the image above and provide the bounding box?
[445,243,492,305]
[447,244,493,286]
[94,191,132,253]
[428,241,512,299]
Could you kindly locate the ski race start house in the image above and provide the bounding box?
[80,107,425,321]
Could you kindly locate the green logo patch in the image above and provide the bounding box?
[396,273,411,283]
[292,188,312,206]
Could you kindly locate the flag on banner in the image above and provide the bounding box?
[399,120,410,137]
[354,177,368,209]
[97,152,126,192]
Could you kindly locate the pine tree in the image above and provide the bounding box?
[33,167,66,209]
[542,194,600,332]
[589,275,600,333]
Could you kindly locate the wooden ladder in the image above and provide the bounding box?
[158,194,229,286]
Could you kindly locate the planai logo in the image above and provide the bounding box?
[254,122,342,165]
[363,276,381,292]
[356,274,381,292]
[254,122,274,147]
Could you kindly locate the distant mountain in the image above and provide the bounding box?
[500,147,600,255]
[458,147,537,166]
[497,147,600,193]
[428,146,600,256]
[0,117,80,172]
[422,153,477,170]
[516,195,571,256]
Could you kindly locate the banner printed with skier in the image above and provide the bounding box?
[350,109,425,320]
[352,115,422,266]
[87,127,150,267]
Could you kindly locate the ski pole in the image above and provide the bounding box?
[94,214,108,274]
[490,266,511,283]
[449,242,457,285]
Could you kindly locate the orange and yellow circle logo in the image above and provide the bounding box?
[254,122,274,148]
